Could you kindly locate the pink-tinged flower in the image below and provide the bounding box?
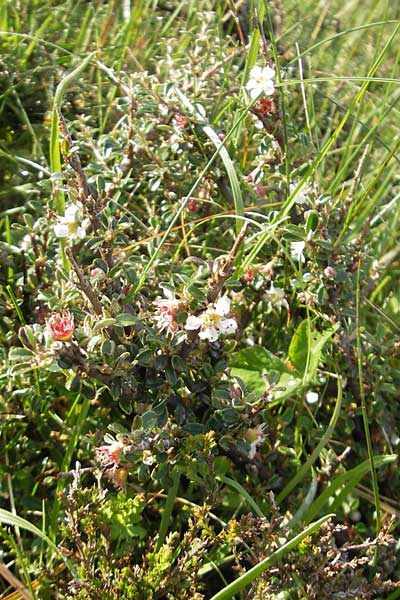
[173,112,188,129]
[153,297,185,336]
[90,267,103,278]
[254,184,269,197]
[253,97,274,115]
[297,290,318,306]
[47,310,75,341]
[243,267,255,284]
[323,266,335,278]
[259,260,275,280]
[187,198,198,213]
[95,441,124,470]
[185,296,238,343]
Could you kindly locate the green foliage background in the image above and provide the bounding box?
[0,0,400,598]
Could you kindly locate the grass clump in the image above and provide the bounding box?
[0,0,400,598]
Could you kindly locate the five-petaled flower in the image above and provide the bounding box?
[246,65,276,100]
[185,296,237,342]
[53,204,87,240]
[47,310,75,341]
[264,283,289,312]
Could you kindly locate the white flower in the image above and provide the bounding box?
[185,296,237,342]
[289,183,310,205]
[244,424,267,459]
[246,65,275,100]
[306,391,319,404]
[290,241,306,263]
[54,204,87,240]
[264,283,289,312]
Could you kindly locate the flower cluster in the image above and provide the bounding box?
[185,296,237,342]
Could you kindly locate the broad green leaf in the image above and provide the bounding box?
[288,320,339,379]
[231,346,290,372]
[231,346,291,394]
[116,313,137,326]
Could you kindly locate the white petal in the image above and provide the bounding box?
[76,226,86,239]
[249,65,263,79]
[249,87,261,100]
[215,296,230,316]
[306,391,319,404]
[161,286,174,300]
[290,183,308,205]
[262,66,276,80]
[245,79,256,91]
[54,223,69,238]
[218,318,237,334]
[248,441,257,459]
[290,241,306,262]
[199,327,219,342]
[185,315,203,330]
[263,80,275,96]
[64,204,80,220]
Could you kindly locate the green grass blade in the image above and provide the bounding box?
[49,394,90,538]
[303,454,397,524]
[49,51,95,271]
[209,514,334,600]
[50,51,95,212]
[155,470,180,553]
[0,508,78,579]
[356,261,381,535]
[277,376,342,504]
[175,87,244,234]
[218,475,266,519]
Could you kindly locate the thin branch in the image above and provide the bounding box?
[207,223,248,303]
[0,562,31,600]
[65,247,103,315]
